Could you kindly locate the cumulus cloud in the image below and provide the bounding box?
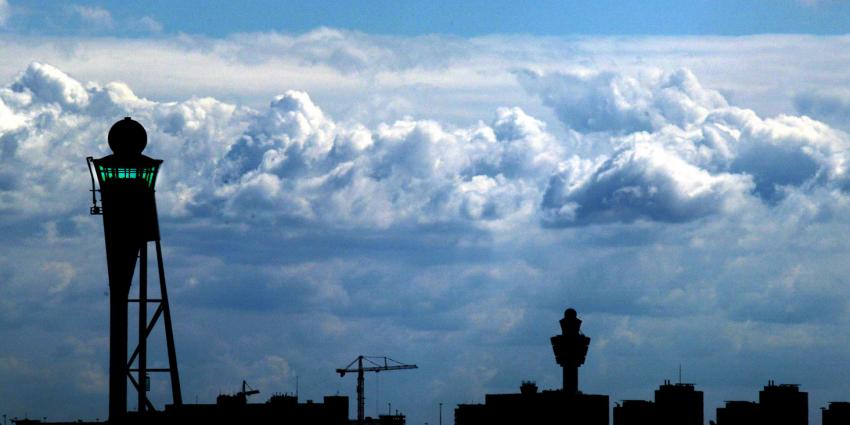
[520,68,850,225]
[0,63,552,230]
[10,61,90,108]
[217,93,549,228]
[517,68,728,134]
[4,62,850,230]
[541,143,755,225]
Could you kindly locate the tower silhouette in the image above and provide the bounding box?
[455,307,608,425]
[87,117,182,421]
[550,308,590,394]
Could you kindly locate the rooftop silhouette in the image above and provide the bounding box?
[615,380,704,425]
[714,381,808,425]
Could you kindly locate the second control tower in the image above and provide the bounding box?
[550,308,591,395]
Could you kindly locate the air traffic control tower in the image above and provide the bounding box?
[550,308,591,395]
[87,118,182,422]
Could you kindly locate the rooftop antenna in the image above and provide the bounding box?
[678,364,682,384]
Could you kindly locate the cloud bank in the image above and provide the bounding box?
[3,63,848,230]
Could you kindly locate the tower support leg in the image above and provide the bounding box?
[155,240,182,405]
[109,287,129,422]
[138,244,148,413]
[125,239,182,415]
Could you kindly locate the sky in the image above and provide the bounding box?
[8,0,850,36]
[3,1,850,424]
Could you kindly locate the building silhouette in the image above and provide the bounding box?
[656,380,703,425]
[715,381,808,425]
[455,309,608,425]
[163,393,349,425]
[822,402,850,425]
[716,400,759,425]
[455,382,608,425]
[760,381,808,425]
[613,399,656,425]
[362,414,406,425]
[613,380,703,425]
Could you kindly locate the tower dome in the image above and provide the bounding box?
[108,117,147,156]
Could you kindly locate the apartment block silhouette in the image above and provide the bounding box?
[613,380,703,425]
[715,381,808,425]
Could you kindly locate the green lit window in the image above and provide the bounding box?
[98,165,157,188]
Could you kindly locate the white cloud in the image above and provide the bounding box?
[541,142,755,226]
[136,16,163,33]
[521,68,850,225]
[4,62,850,230]
[211,91,567,229]
[11,62,89,108]
[517,68,728,134]
[68,4,114,29]
[0,32,840,132]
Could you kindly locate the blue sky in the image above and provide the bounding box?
[8,0,850,36]
[4,2,850,425]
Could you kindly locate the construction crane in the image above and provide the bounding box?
[215,380,260,406]
[238,380,260,400]
[337,356,417,424]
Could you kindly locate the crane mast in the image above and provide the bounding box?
[337,355,417,424]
